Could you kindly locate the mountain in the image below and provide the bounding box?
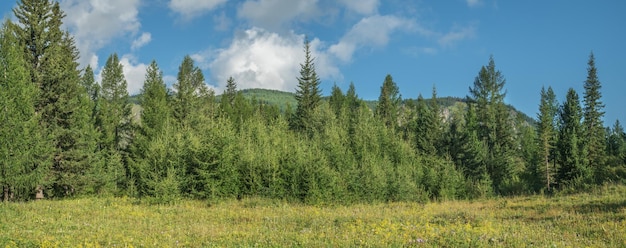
[236,88,536,124]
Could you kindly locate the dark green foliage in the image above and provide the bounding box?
[97,53,132,151]
[537,86,558,191]
[0,23,51,201]
[467,56,517,194]
[375,74,401,129]
[582,52,607,183]
[172,55,211,127]
[556,88,590,188]
[291,37,322,135]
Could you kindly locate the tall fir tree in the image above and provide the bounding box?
[0,23,51,201]
[97,53,132,152]
[129,60,172,197]
[536,86,558,191]
[375,74,401,129]
[172,55,209,127]
[582,52,607,183]
[329,83,345,118]
[13,0,99,197]
[467,56,515,193]
[291,37,322,135]
[95,53,131,194]
[414,94,436,155]
[556,88,589,187]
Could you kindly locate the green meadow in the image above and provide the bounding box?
[1,185,624,247]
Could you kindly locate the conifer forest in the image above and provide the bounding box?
[2,0,626,205]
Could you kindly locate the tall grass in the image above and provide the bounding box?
[1,185,625,247]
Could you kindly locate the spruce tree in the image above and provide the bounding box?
[556,88,589,187]
[11,0,99,197]
[129,60,172,197]
[291,37,322,135]
[414,94,436,155]
[329,83,345,118]
[467,56,515,193]
[0,23,51,201]
[375,74,401,129]
[97,53,132,152]
[172,55,208,127]
[582,52,607,183]
[536,86,558,190]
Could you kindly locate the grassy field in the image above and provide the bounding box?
[1,186,625,247]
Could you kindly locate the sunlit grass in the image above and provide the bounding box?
[1,185,625,247]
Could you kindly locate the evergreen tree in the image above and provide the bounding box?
[375,74,401,129]
[414,94,436,155]
[0,23,51,201]
[467,56,515,193]
[582,52,607,183]
[95,53,131,194]
[97,53,132,152]
[81,65,98,102]
[219,76,252,130]
[11,0,55,89]
[556,88,589,187]
[139,60,170,138]
[12,1,100,197]
[172,55,208,127]
[291,37,322,135]
[129,60,173,198]
[536,86,558,190]
[329,83,345,118]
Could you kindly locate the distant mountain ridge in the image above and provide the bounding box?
[130,88,536,124]
[236,88,536,124]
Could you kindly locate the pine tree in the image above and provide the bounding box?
[467,56,515,193]
[129,60,172,197]
[172,55,208,127]
[0,23,51,201]
[97,53,132,152]
[81,65,98,102]
[414,94,436,155]
[11,0,55,89]
[556,88,589,187]
[375,74,401,129]
[291,37,322,135]
[582,52,607,183]
[329,83,345,118]
[11,0,100,197]
[536,86,558,190]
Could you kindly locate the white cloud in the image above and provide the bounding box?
[466,0,482,7]
[131,32,152,50]
[61,0,142,68]
[213,11,232,31]
[203,27,340,93]
[238,0,319,31]
[119,55,148,95]
[169,0,227,19]
[438,25,476,47]
[338,0,379,15]
[329,15,415,63]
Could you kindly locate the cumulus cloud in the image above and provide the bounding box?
[131,32,152,50]
[338,0,379,15]
[169,0,227,19]
[238,0,319,31]
[202,27,340,93]
[119,55,148,95]
[329,15,415,63]
[60,0,142,68]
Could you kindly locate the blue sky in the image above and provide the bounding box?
[1,0,624,125]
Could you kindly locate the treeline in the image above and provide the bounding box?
[1,0,625,203]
